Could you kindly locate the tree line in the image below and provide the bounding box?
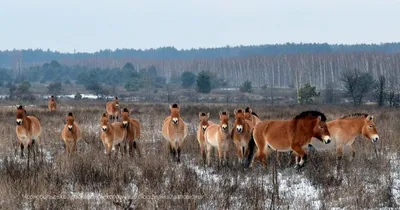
[2,42,400,68]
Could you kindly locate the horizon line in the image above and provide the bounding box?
[1,41,399,54]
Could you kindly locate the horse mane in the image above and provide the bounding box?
[200,112,207,116]
[340,113,369,119]
[171,103,179,108]
[294,111,327,121]
[17,105,24,110]
[102,113,108,117]
[236,109,243,113]
[123,108,129,112]
[221,111,227,115]
[68,112,73,117]
[245,107,259,117]
[115,97,118,100]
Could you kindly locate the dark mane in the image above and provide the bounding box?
[294,111,327,121]
[17,105,24,110]
[68,112,73,116]
[200,112,207,116]
[102,113,107,117]
[236,109,243,113]
[115,97,118,100]
[123,108,129,112]
[341,113,369,119]
[221,111,227,115]
[171,104,179,108]
[245,107,259,117]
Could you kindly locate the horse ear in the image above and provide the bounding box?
[219,111,222,116]
[207,112,210,118]
[317,115,322,122]
[169,104,173,110]
[226,111,229,118]
[249,108,253,113]
[234,109,237,115]
[367,115,374,121]
[198,112,202,118]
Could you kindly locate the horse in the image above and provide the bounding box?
[231,109,254,165]
[204,111,230,166]
[162,104,188,163]
[249,111,331,169]
[244,107,261,126]
[100,112,127,156]
[309,113,379,160]
[48,95,57,111]
[61,112,82,154]
[106,97,120,122]
[196,112,214,163]
[15,105,42,159]
[121,108,141,157]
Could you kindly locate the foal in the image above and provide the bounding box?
[15,105,42,158]
[310,113,379,160]
[48,95,57,111]
[204,111,230,166]
[231,109,254,165]
[121,108,141,157]
[249,111,331,169]
[196,112,213,163]
[106,97,120,122]
[100,113,127,156]
[61,112,82,154]
[162,104,188,162]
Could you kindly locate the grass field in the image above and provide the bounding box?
[0,101,399,209]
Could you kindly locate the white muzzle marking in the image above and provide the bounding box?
[123,121,128,126]
[371,134,379,143]
[102,125,108,131]
[222,124,228,131]
[236,125,243,133]
[202,125,207,131]
[16,119,22,125]
[115,104,119,107]
[172,118,179,124]
[322,135,331,144]
[68,125,73,130]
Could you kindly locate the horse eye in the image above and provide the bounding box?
[320,126,324,129]
[369,125,373,128]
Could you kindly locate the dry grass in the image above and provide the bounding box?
[0,101,399,209]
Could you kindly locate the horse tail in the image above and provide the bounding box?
[245,132,256,168]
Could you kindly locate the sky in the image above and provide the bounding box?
[1,0,400,53]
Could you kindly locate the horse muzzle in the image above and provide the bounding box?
[172,118,179,125]
[322,135,331,144]
[102,126,108,132]
[371,134,379,143]
[202,126,207,132]
[123,121,128,128]
[222,124,228,131]
[16,119,22,126]
[236,125,243,133]
[68,125,73,131]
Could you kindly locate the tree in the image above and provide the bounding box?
[7,82,17,99]
[47,82,63,96]
[196,71,212,93]
[374,76,386,107]
[298,83,320,104]
[180,71,196,88]
[125,78,141,91]
[341,69,374,106]
[18,81,31,93]
[240,80,253,93]
[74,92,82,100]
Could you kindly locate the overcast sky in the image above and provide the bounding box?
[1,0,399,53]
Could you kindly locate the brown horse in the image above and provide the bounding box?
[244,107,261,126]
[121,108,141,157]
[231,109,254,165]
[100,112,127,156]
[310,113,379,160]
[15,105,42,158]
[48,95,57,111]
[249,111,331,169]
[162,104,188,162]
[196,112,214,163]
[106,97,120,121]
[204,111,230,166]
[61,112,82,154]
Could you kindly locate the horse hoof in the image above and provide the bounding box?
[294,164,303,170]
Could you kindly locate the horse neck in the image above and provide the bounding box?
[23,116,32,131]
[293,119,315,139]
[336,118,364,136]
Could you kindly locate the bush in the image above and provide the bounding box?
[298,83,320,104]
[240,80,253,93]
[196,71,212,93]
[181,71,196,88]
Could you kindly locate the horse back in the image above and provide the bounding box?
[253,120,292,151]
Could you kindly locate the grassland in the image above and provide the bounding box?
[0,100,399,209]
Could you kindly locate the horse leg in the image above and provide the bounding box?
[133,141,141,157]
[292,146,306,169]
[336,145,344,161]
[72,141,77,154]
[206,143,212,166]
[349,145,356,162]
[235,144,243,165]
[275,151,281,167]
[20,143,24,158]
[177,147,181,163]
[217,143,224,166]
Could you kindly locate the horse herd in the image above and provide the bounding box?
[13,96,380,170]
